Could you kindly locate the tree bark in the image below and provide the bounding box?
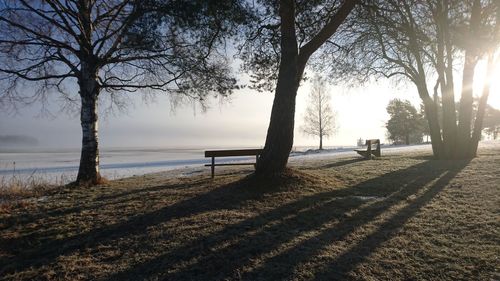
[256,0,357,177]
[255,0,299,177]
[76,62,101,185]
[469,54,494,157]
[457,0,481,158]
[437,0,458,159]
[418,83,444,158]
[319,99,323,150]
[456,55,477,157]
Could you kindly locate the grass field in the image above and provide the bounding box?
[1,145,499,280]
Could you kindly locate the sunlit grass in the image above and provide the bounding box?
[1,144,499,280]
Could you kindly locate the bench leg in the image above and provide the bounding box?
[211,157,215,179]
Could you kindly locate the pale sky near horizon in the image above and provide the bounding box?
[1,59,499,150]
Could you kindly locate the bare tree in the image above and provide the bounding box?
[0,0,242,185]
[301,76,336,150]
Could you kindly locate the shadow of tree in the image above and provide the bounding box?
[100,160,467,281]
[0,159,468,280]
[0,171,301,274]
[312,166,461,280]
[314,158,365,169]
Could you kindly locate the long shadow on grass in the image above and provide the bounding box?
[1,160,466,280]
[0,170,306,275]
[247,160,468,281]
[315,157,365,169]
[102,160,467,281]
[0,178,211,231]
[312,164,463,280]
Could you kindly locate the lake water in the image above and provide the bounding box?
[0,147,223,183]
[0,145,360,183]
[0,146,287,183]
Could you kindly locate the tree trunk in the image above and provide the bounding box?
[256,0,357,176]
[75,2,102,185]
[76,64,101,185]
[418,84,444,158]
[405,134,410,145]
[457,0,481,158]
[436,0,458,159]
[255,0,299,177]
[441,80,457,158]
[456,55,477,158]
[319,95,323,150]
[255,68,299,176]
[469,54,494,157]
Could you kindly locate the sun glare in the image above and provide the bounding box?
[474,56,500,109]
[488,59,500,109]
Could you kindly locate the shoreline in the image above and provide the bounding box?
[2,141,498,185]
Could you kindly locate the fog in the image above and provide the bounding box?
[3,72,498,151]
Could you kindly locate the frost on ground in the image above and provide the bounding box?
[1,141,499,280]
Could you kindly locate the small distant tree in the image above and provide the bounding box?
[357,138,365,146]
[386,99,425,145]
[301,76,337,150]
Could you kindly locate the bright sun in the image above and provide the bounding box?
[474,56,500,109]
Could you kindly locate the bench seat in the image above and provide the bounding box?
[205,149,263,178]
[354,139,381,159]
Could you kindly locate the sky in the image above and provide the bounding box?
[0,61,499,150]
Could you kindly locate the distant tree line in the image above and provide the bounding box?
[385,98,500,145]
[0,135,39,146]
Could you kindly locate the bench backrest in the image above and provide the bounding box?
[205,149,263,157]
[365,139,380,145]
[365,139,381,157]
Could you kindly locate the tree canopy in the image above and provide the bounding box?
[324,0,499,159]
[386,99,426,145]
[237,0,359,176]
[0,0,247,184]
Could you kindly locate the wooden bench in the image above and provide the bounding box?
[205,149,263,178]
[354,139,381,159]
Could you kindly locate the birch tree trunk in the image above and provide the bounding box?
[76,63,102,185]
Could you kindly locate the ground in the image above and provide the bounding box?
[1,145,499,281]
